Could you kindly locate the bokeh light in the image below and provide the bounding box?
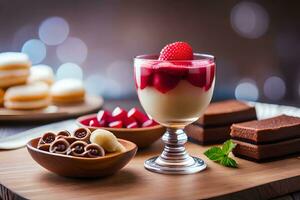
[230,2,269,39]
[12,24,36,50]
[56,63,83,80]
[39,17,69,45]
[56,37,88,64]
[21,39,47,64]
[106,60,135,97]
[235,79,259,101]
[84,74,122,98]
[263,76,286,100]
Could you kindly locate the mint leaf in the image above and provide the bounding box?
[220,156,238,168]
[204,147,224,161]
[222,140,237,155]
[204,140,238,168]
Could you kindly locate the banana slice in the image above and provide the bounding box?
[90,129,126,153]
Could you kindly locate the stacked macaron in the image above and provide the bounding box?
[28,64,55,85]
[0,52,31,88]
[4,82,50,110]
[0,52,86,110]
[50,79,85,104]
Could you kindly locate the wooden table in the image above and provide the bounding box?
[0,100,300,200]
[0,140,300,200]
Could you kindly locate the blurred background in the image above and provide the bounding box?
[0,0,299,106]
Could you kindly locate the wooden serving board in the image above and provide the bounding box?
[0,141,300,200]
[0,96,103,122]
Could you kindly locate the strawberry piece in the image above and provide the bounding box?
[142,119,157,127]
[89,118,102,127]
[135,67,153,89]
[123,116,137,126]
[127,122,139,128]
[187,67,207,88]
[112,107,127,121]
[97,110,113,123]
[205,63,215,91]
[153,71,180,93]
[109,121,123,128]
[159,42,193,61]
[80,118,91,126]
[128,107,149,123]
[154,61,188,77]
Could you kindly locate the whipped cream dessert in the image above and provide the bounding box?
[135,55,215,128]
[135,42,215,174]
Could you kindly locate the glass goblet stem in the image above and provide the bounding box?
[144,127,206,174]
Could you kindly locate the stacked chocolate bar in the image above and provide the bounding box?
[185,100,257,145]
[231,115,300,161]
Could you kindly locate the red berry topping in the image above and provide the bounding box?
[159,42,193,61]
[136,67,153,89]
[153,71,180,93]
[187,67,207,88]
[154,62,188,77]
[128,107,149,123]
[109,121,123,128]
[112,107,127,121]
[205,63,215,91]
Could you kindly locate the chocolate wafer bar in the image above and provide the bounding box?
[186,100,257,144]
[185,124,230,145]
[232,138,300,161]
[196,100,257,127]
[231,115,300,144]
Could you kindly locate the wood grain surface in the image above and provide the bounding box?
[0,140,300,200]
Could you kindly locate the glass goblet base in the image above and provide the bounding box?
[144,128,207,174]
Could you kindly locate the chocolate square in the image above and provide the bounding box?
[196,100,257,127]
[231,115,300,144]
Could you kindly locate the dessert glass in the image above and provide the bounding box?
[134,53,216,174]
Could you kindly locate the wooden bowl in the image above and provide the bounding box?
[27,137,137,178]
[76,114,166,148]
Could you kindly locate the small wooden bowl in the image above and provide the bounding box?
[27,137,137,178]
[76,114,166,148]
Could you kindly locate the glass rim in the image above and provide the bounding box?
[134,53,215,62]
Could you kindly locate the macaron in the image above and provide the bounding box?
[27,65,54,85]
[0,52,31,88]
[4,82,50,110]
[51,79,85,104]
[0,89,4,106]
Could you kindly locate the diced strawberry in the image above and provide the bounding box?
[187,67,207,88]
[89,118,102,127]
[154,61,188,77]
[153,71,180,93]
[205,63,215,91]
[123,116,137,126]
[112,107,127,121]
[142,119,156,127]
[109,121,123,128]
[127,122,139,128]
[97,110,113,123]
[159,42,193,61]
[128,107,149,123]
[80,118,91,126]
[137,67,153,89]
